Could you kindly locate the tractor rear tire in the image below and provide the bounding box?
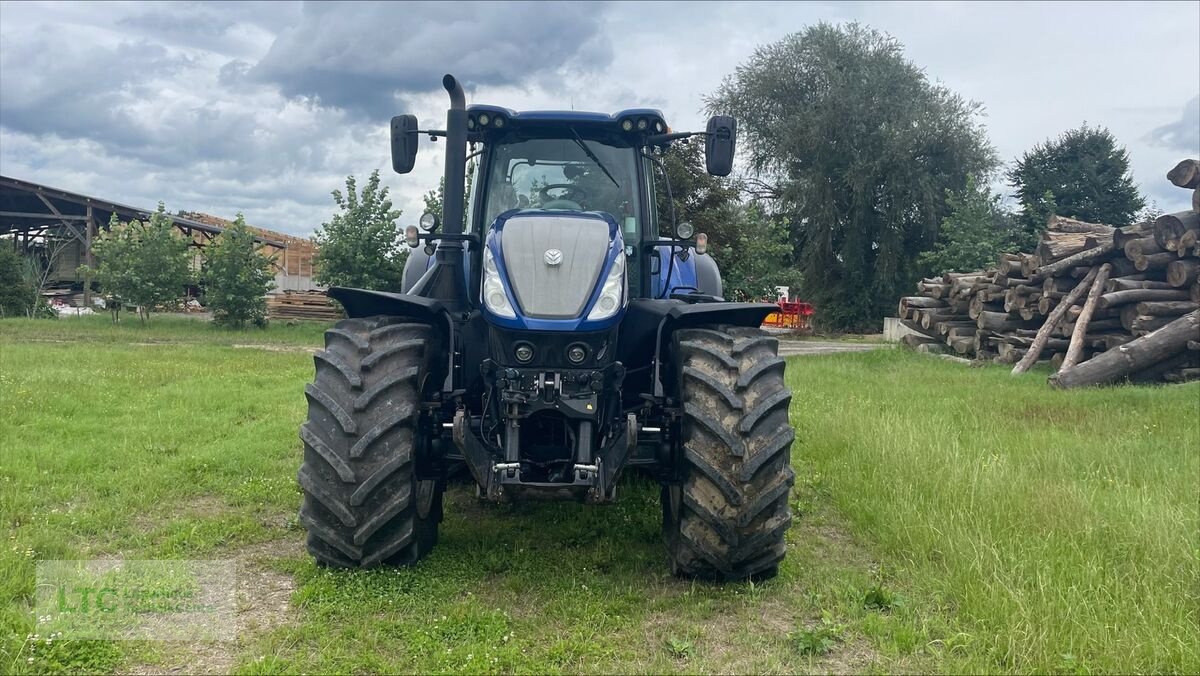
[663,325,795,580]
[298,316,443,568]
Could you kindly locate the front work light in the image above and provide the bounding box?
[586,252,625,321]
[419,212,438,231]
[482,247,516,318]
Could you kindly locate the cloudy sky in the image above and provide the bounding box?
[1,1,1196,237]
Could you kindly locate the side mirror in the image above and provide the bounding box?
[391,114,419,174]
[704,115,737,177]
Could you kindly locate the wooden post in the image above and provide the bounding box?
[1059,263,1112,371]
[1012,266,1101,375]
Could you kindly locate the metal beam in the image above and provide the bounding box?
[34,194,87,243]
[0,210,89,220]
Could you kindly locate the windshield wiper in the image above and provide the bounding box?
[570,128,620,189]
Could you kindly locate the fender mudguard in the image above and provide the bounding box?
[327,286,451,324]
[326,286,457,391]
[618,299,776,398]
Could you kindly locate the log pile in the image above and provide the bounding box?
[266,291,344,321]
[898,159,1200,388]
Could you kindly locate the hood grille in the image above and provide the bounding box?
[500,214,610,319]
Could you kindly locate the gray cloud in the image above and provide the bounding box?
[1148,96,1200,154]
[1,1,1197,237]
[249,1,613,118]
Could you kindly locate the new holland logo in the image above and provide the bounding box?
[543,249,564,266]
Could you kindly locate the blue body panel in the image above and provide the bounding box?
[480,210,625,332]
[651,245,699,298]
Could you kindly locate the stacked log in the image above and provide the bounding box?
[897,159,1200,387]
[266,291,344,321]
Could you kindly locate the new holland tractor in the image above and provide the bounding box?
[298,75,795,580]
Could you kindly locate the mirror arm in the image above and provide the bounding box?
[644,130,707,146]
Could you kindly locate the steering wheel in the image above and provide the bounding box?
[538,183,587,210]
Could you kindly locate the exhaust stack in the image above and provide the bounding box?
[410,74,469,311]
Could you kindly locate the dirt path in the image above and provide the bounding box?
[777,341,888,357]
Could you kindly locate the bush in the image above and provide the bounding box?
[0,245,36,317]
[202,214,274,328]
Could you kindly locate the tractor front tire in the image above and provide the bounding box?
[663,325,795,580]
[298,316,443,568]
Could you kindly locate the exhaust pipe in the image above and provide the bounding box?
[410,74,469,311]
[441,74,467,237]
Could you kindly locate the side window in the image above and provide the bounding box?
[644,155,660,239]
[465,154,482,232]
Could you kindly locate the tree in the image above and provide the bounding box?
[202,213,275,327]
[84,205,192,322]
[918,177,1019,274]
[1008,124,1146,245]
[711,203,798,301]
[314,170,407,290]
[423,178,444,220]
[0,244,36,317]
[654,139,741,242]
[708,22,996,331]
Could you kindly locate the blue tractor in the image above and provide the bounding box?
[299,75,795,580]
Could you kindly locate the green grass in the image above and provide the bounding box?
[0,319,1195,674]
[0,313,328,347]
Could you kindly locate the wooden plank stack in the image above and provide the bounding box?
[898,159,1200,388]
[266,291,344,321]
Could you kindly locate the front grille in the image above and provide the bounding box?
[488,326,618,368]
[500,214,610,318]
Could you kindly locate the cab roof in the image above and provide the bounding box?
[465,105,668,135]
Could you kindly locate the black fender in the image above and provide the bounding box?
[617,299,775,399]
[326,286,457,391]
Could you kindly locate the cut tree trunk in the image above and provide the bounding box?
[1046,215,1116,235]
[1178,229,1197,257]
[1012,266,1101,375]
[1098,288,1191,309]
[1135,301,1199,316]
[1167,259,1200,287]
[1113,222,1155,249]
[1153,211,1200,250]
[1166,159,1200,189]
[1036,241,1116,278]
[1038,232,1092,263]
[1049,310,1200,388]
[901,334,939,348]
[1060,263,1112,371]
[1106,278,1172,292]
[1124,237,1163,259]
[1132,314,1185,335]
[1133,252,1176,272]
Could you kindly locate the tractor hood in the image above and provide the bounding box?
[481,209,626,331]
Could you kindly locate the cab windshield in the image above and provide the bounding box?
[481,135,641,239]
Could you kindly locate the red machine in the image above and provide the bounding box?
[762,299,814,330]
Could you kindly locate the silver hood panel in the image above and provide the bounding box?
[500,214,610,319]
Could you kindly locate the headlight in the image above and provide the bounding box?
[482,247,516,318]
[586,252,625,320]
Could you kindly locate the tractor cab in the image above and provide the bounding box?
[399,107,734,311]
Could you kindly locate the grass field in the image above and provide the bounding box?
[1,315,1196,674]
